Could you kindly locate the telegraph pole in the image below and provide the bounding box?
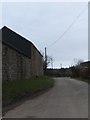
[51,58,53,69]
[60,64,62,69]
[45,47,47,70]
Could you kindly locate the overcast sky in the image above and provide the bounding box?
[1,2,88,68]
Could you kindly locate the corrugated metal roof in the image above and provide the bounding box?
[2,26,32,58]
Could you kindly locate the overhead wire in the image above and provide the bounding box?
[47,4,87,49]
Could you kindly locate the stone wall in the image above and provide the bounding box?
[2,44,31,81]
[0,43,2,81]
[31,44,43,77]
[0,43,2,118]
[2,43,43,81]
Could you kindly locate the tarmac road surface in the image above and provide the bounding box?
[3,77,88,118]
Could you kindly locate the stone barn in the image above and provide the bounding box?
[1,26,43,81]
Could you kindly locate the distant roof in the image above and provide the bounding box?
[1,26,42,58]
[80,61,90,66]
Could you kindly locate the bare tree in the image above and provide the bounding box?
[72,58,83,66]
[77,59,83,66]
[43,55,53,70]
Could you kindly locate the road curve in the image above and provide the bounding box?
[3,77,88,118]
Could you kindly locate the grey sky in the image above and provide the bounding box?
[1,2,88,68]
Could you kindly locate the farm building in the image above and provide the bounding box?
[1,26,43,81]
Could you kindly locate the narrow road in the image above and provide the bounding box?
[3,77,88,118]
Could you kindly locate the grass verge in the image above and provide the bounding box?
[74,77,89,84]
[2,76,54,107]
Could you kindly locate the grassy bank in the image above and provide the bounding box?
[2,76,54,106]
[74,77,89,84]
